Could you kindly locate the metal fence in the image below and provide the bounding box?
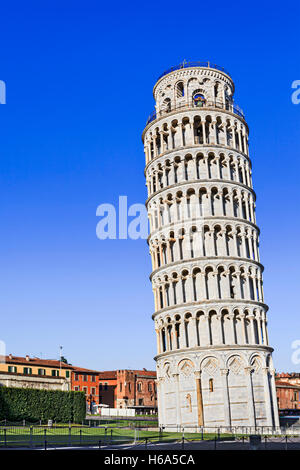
[0,424,137,449]
[146,99,245,126]
[156,62,231,81]
[1,423,300,449]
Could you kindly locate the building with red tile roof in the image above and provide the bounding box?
[0,354,157,413]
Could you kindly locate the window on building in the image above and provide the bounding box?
[23,367,32,375]
[75,373,79,381]
[209,378,214,392]
[138,398,144,406]
[137,382,142,392]
[38,369,46,376]
[51,370,59,377]
[74,386,79,391]
[83,375,87,382]
[66,371,70,378]
[91,375,96,382]
[99,383,103,391]
[128,383,131,392]
[193,92,206,107]
[176,81,184,98]
[83,387,87,394]
[8,366,17,373]
[148,383,152,392]
[120,383,122,392]
[91,387,96,395]
[104,383,108,391]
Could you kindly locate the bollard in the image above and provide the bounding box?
[182,436,185,450]
[44,439,47,451]
[201,428,204,441]
[214,436,217,450]
[249,435,261,450]
[285,435,288,451]
[110,429,113,445]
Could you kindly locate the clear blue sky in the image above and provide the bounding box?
[0,1,299,372]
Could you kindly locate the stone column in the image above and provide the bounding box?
[217,314,224,344]
[262,315,268,345]
[262,367,274,426]
[185,275,194,303]
[239,313,247,344]
[269,370,280,427]
[166,325,171,351]
[157,377,165,426]
[178,320,185,349]
[167,130,172,151]
[244,367,256,426]
[220,368,231,427]
[202,120,206,144]
[205,314,211,346]
[189,316,198,348]
[155,328,161,354]
[194,371,204,426]
[248,315,256,344]
[173,373,182,426]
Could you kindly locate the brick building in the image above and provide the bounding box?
[98,369,157,413]
[71,366,101,410]
[276,373,300,410]
[98,371,117,408]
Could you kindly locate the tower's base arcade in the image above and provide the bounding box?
[156,347,280,432]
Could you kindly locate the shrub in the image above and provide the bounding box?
[0,387,86,423]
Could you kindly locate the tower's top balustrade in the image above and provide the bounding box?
[156,61,231,82]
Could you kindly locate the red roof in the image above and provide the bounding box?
[72,366,101,374]
[5,355,72,369]
[4,356,156,379]
[99,371,117,379]
[276,380,300,389]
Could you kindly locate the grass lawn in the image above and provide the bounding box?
[0,425,235,448]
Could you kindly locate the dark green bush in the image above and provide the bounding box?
[0,387,86,423]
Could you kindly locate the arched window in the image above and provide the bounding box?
[209,378,214,392]
[193,92,206,107]
[176,81,184,98]
[162,97,171,112]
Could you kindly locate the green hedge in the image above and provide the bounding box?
[0,386,86,423]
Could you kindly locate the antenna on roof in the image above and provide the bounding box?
[59,346,63,373]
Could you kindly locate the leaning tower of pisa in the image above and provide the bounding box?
[142,62,279,430]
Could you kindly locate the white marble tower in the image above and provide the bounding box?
[142,62,279,430]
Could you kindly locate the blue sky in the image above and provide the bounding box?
[0,1,299,372]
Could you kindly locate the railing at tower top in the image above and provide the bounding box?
[146,100,245,126]
[156,61,231,81]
